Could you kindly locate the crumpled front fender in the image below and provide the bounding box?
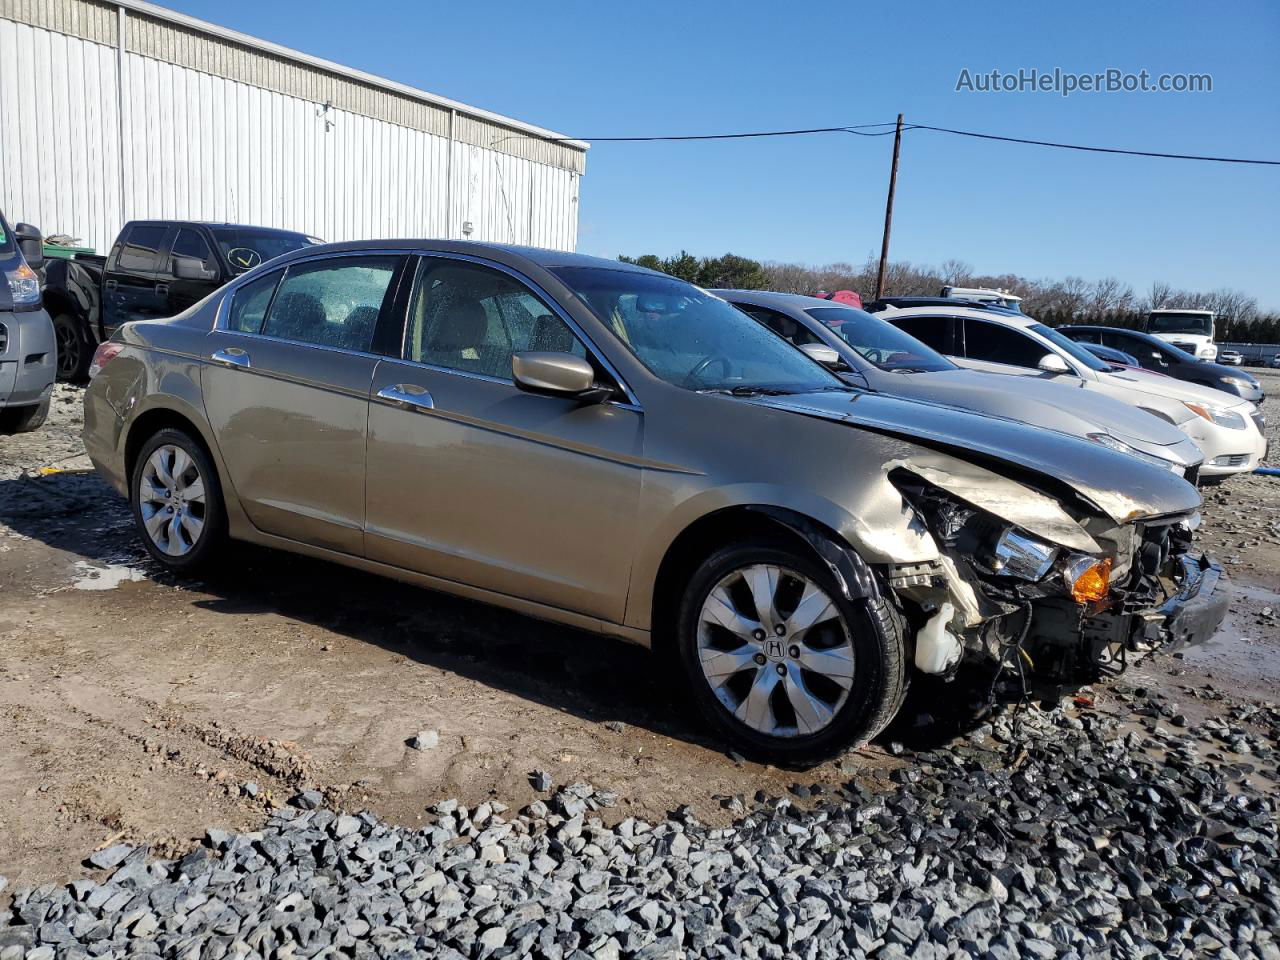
[889,453,1102,554]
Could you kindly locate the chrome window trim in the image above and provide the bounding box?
[211,327,393,365]
[401,250,643,409]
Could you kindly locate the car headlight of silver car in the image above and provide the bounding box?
[1182,401,1246,430]
[1086,432,1184,472]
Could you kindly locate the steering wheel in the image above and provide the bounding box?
[684,354,733,387]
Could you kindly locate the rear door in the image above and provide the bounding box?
[364,254,643,623]
[102,223,174,336]
[201,252,408,554]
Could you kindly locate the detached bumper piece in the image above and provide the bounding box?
[1145,552,1228,650]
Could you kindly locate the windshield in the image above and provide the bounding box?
[807,307,953,372]
[552,267,845,394]
[1029,323,1110,372]
[212,228,319,273]
[1147,312,1212,336]
[0,211,14,257]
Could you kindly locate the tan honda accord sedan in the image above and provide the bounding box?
[83,240,1225,762]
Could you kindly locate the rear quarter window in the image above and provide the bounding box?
[226,271,281,334]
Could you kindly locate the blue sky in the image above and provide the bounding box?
[164,0,1280,308]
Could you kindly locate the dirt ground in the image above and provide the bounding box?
[3,375,1279,888]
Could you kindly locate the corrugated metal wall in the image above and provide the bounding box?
[0,1,584,254]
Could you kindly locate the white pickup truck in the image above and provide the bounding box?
[1145,308,1217,361]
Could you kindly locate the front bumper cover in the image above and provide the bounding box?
[1148,551,1229,650]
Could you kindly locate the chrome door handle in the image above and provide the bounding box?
[210,347,250,369]
[376,384,434,411]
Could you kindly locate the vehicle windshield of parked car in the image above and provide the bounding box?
[1029,323,1110,372]
[1148,313,1212,336]
[806,307,954,373]
[553,268,846,394]
[212,228,320,273]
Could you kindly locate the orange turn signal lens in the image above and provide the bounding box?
[1065,555,1112,605]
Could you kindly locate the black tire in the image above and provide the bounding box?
[0,397,50,434]
[129,427,227,573]
[676,540,905,765]
[53,313,93,381]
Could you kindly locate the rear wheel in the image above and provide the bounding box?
[676,541,904,764]
[130,428,226,572]
[53,313,92,381]
[0,398,50,434]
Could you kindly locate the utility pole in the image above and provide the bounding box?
[874,113,904,300]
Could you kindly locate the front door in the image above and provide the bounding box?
[201,253,407,554]
[364,255,643,623]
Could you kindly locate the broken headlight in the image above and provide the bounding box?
[991,528,1058,580]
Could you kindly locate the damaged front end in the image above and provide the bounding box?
[884,459,1228,694]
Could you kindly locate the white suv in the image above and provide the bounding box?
[871,301,1266,481]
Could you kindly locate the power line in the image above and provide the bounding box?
[909,123,1280,166]
[534,122,903,143]
[527,119,1278,166]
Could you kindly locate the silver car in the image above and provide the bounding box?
[83,241,1226,762]
[715,290,1203,478]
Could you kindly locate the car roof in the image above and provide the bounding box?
[874,302,1039,328]
[1061,325,1178,344]
[249,239,665,277]
[713,288,867,312]
[865,296,1023,315]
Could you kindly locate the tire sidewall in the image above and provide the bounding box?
[52,314,90,381]
[676,542,894,764]
[130,428,225,572]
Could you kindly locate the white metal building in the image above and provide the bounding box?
[0,0,587,254]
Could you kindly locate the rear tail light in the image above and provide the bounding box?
[88,342,124,379]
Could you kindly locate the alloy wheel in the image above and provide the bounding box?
[697,563,855,737]
[54,319,81,379]
[137,444,207,557]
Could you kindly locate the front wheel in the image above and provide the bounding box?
[0,398,50,434]
[130,428,226,572]
[676,541,905,764]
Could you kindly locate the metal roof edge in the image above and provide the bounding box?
[115,0,589,152]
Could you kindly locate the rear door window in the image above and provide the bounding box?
[116,225,168,274]
[261,256,401,352]
[887,315,955,354]
[961,319,1049,368]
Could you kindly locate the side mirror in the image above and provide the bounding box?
[14,222,44,268]
[174,257,217,281]
[1037,353,1071,374]
[512,352,612,403]
[799,343,843,369]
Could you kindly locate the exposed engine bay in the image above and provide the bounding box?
[885,466,1228,697]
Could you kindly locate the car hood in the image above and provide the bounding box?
[756,389,1201,525]
[878,367,1191,448]
[1099,366,1254,410]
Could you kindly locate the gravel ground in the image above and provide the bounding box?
[2,376,1280,958]
[2,688,1276,960]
